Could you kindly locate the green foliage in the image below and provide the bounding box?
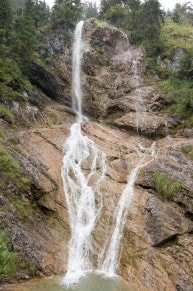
[51,0,82,30]
[161,78,193,126]
[9,196,34,219]
[83,2,98,19]
[0,147,30,192]
[100,0,141,35]
[171,2,193,25]
[124,0,141,42]
[0,229,35,276]
[0,104,14,122]
[0,42,29,100]
[0,129,5,139]
[13,14,37,70]
[25,0,50,28]
[181,145,193,160]
[178,49,193,79]
[104,3,126,28]
[0,229,20,275]
[0,0,51,100]
[100,0,120,18]
[100,0,164,55]
[158,18,193,129]
[0,83,21,102]
[161,18,193,57]
[137,0,164,56]
[0,0,13,33]
[0,57,22,85]
[153,172,183,200]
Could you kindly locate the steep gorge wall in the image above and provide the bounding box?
[0,19,193,291]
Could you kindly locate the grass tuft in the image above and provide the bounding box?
[153,172,183,200]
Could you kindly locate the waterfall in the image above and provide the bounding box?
[98,142,155,275]
[99,164,142,275]
[61,21,106,286]
[61,20,155,286]
[72,21,84,122]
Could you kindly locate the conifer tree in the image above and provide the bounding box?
[136,0,164,56]
[0,0,13,34]
[51,0,82,30]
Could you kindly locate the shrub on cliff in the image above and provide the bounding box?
[153,172,183,200]
[0,229,36,277]
[0,147,30,194]
[0,229,20,276]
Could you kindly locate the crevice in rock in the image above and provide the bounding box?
[35,131,62,152]
[153,229,193,248]
[38,205,56,216]
[176,201,186,208]
[185,211,193,222]
[153,234,178,247]
[137,183,155,191]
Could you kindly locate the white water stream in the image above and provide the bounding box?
[99,164,143,275]
[99,142,155,275]
[72,21,84,122]
[61,21,155,286]
[61,21,106,285]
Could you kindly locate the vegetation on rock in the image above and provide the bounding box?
[0,0,193,286]
[0,229,35,277]
[153,172,183,200]
[0,229,20,276]
[181,145,193,161]
[0,147,30,193]
[151,16,193,128]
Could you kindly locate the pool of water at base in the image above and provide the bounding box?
[4,273,145,291]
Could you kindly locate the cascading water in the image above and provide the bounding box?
[61,19,155,287]
[98,143,155,275]
[61,21,106,285]
[72,21,84,122]
[99,164,143,275]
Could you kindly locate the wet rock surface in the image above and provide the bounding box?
[79,19,170,138]
[0,19,193,291]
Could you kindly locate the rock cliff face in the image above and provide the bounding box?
[1,19,193,291]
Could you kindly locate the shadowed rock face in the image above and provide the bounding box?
[28,63,71,106]
[1,19,193,291]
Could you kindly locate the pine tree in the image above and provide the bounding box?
[136,0,164,56]
[12,0,37,71]
[0,0,13,33]
[51,0,82,30]
[124,0,141,42]
[172,2,193,25]
[100,0,122,19]
[83,2,98,19]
